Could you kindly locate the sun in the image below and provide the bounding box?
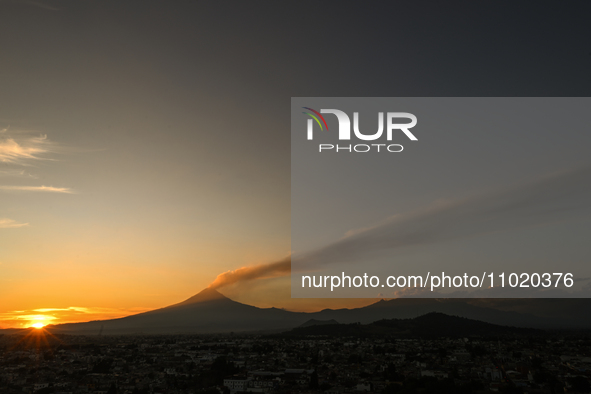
[31,322,46,329]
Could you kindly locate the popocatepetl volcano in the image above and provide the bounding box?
[45,288,591,335]
[50,288,307,335]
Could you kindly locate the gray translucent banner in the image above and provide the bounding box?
[291,97,591,298]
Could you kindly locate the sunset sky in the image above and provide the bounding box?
[1,1,591,328]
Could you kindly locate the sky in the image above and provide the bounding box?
[290,98,591,298]
[1,0,591,328]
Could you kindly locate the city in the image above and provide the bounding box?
[1,315,590,394]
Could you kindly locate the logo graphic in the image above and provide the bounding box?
[302,107,329,132]
[303,108,418,153]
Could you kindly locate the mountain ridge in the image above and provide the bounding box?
[24,288,591,335]
[281,312,540,338]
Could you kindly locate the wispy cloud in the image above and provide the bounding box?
[0,135,53,165]
[31,307,93,313]
[0,169,37,178]
[0,130,74,231]
[0,306,152,328]
[0,218,28,228]
[0,185,74,193]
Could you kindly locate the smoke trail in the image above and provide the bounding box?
[208,257,291,289]
[209,165,591,289]
[293,165,591,268]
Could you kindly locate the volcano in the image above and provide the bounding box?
[50,288,309,335]
[46,288,591,335]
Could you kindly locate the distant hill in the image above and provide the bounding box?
[24,287,591,335]
[282,312,539,338]
[299,319,339,328]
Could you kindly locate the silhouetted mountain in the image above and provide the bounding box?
[41,288,591,335]
[282,312,539,338]
[308,298,574,329]
[299,319,339,328]
[49,288,310,335]
[170,287,229,306]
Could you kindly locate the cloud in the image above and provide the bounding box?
[0,131,74,196]
[14,314,58,322]
[0,135,53,165]
[0,169,36,178]
[33,308,70,312]
[31,307,104,314]
[0,185,73,193]
[0,218,28,228]
[208,256,291,289]
[0,306,153,328]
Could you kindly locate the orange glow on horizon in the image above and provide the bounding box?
[0,278,377,329]
[23,314,54,329]
[0,307,155,329]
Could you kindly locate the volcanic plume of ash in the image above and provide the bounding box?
[293,166,591,268]
[208,257,291,289]
[208,166,591,288]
